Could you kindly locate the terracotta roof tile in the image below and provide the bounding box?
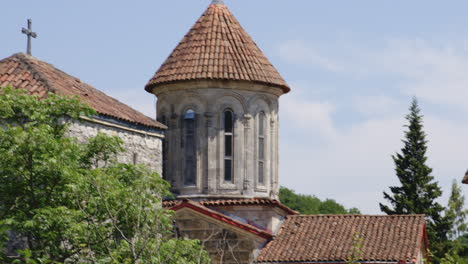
[145,2,289,93]
[0,53,165,129]
[257,214,427,263]
[163,198,298,215]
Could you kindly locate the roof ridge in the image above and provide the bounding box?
[13,53,58,93]
[288,214,426,217]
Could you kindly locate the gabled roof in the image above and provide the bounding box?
[145,1,290,94]
[169,200,273,240]
[256,214,427,263]
[0,53,166,130]
[163,198,298,215]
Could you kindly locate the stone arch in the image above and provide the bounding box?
[249,96,273,191]
[175,92,207,115]
[211,93,246,188]
[249,96,271,117]
[213,92,247,116]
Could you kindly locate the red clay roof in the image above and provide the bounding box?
[163,198,298,215]
[170,200,273,240]
[0,53,165,129]
[257,214,427,263]
[145,2,290,93]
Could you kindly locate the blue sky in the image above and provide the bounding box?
[3,0,468,213]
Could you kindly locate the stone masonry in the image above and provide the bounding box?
[67,117,164,174]
[155,81,282,200]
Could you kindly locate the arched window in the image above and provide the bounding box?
[184,109,196,186]
[224,109,234,182]
[258,112,265,185]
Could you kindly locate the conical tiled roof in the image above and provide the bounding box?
[145,2,290,93]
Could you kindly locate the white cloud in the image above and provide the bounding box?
[281,95,337,139]
[278,37,468,213]
[371,38,468,112]
[278,40,344,72]
[352,95,404,117]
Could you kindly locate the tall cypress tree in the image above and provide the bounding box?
[380,98,449,256]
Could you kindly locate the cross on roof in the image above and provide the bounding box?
[21,19,37,55]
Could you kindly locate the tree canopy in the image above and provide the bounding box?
[379,98,451,262]
[279,187,360,215]
[0,87,209,263]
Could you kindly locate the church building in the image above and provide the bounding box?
[0,0,429,263]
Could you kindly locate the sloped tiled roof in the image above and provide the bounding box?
[170,200,273,240]
[163,198,298,215]
[145,1,290,93]
[257,214,427,263]
[0,53,165,129]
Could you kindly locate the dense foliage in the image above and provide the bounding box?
[279,187,360,215]
[0,87,210,263]
[446,180,467,240]
[440,181,468,263]
[379,98,463,262]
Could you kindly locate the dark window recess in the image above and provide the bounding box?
[258,112,265,185]
[224,110,234,182]
[133,153,138,165]
[225,135,232,156]
[259,138,264,160]
[184,110,196,186]
[225,111,233,132]
[224,159,232,182]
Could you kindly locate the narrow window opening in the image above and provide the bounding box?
[224,110,234,182]
[133,152,139,165]
[184,109,196,186]
[258,112,265,185]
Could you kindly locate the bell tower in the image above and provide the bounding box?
[145,0,290,200]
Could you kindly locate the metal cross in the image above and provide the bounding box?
[21,19,37,55]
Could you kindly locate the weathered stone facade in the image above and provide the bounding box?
[67,117,164,174]
[154,81,283,200]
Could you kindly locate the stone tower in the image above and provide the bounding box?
[145,0,289,200]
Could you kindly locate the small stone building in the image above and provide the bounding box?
[0,53,166,172]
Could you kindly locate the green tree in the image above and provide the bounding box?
[446,180,467,240]
[379,98,449,260]
[0,87,210,263]
[279,187,360,214]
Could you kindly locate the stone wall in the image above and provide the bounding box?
[67,117,164,174]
